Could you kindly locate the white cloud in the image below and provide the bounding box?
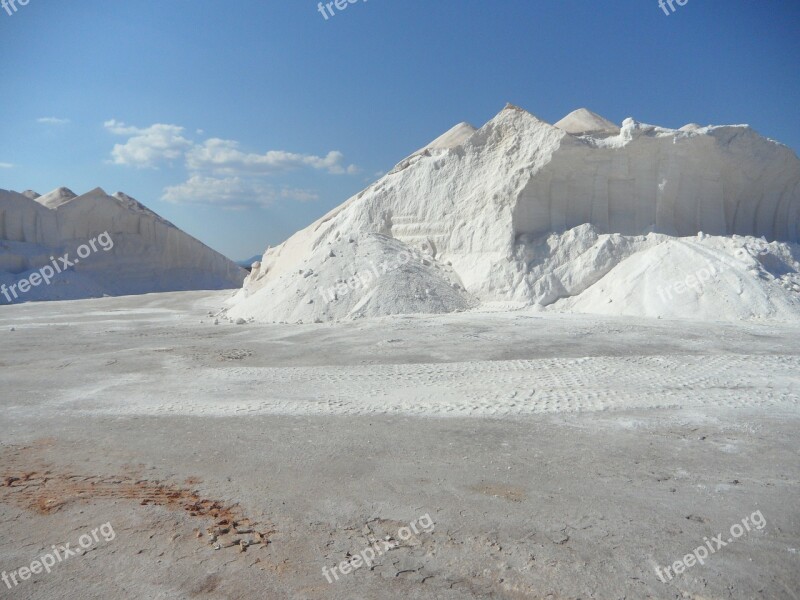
[162,175,272,208]
[0,162,13,169]
[103,119,142,135]
[106,119,358,176]
[161,176,267,208]
[104,120,193,168]
[186,138,355,175]
[107,119,359,207]
[280,188,319,203]
[37,117,70,125]
[162,176,322,209]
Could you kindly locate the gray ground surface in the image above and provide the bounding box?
[1,291,798,599]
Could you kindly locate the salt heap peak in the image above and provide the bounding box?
[21,190,41,200]
[554,108,620,135]
[35,186,78,209]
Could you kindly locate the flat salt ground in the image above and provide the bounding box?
[0,290,798,599]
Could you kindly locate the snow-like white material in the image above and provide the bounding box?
[528,226,800,321]
[0,187,245,303]
[36,186,77,209]
[227,233,475,323]
[419,121,477,151]
[554,108,619,135]
[228,104,800,323]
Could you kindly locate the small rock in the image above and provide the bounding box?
[235,318,246,325]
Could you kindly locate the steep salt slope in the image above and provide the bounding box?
[418,121,477,151]
[0,188,245,303]
[229,104,800,322]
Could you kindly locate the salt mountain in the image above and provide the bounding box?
[0,187,245,303]
[227,104,800,323]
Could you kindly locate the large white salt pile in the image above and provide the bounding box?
[226,104,800,323]
[0,187,245,303]
[232,233,475,323]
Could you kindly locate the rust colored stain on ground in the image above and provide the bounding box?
[0,443,274,553]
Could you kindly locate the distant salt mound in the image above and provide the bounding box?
[0,187,245,304]
[36,186,78,209]
[228,103,800,323]
[554,108,620,135]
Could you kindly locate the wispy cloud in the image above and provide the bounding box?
[0,162,13,169]
[106,119,358,208]
[162,175,318,209]
[37,117,70,125]
[280,188,319,203]
[187,138,353,176]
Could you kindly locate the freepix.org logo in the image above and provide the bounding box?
[659,0,689,16]
[2,0,31,17]
[317,0,369,21]
[0,232,114,304]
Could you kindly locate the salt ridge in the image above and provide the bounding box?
[0,187,246,303]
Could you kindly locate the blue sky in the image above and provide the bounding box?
[1,0,798,260]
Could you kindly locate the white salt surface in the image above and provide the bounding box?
[229,104,800,324]
[2,290,799,420]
